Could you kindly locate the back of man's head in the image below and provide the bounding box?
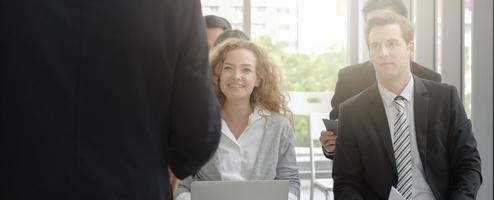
[205,15,232,30]
[362,0,408,19]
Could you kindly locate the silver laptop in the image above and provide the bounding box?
[191,180,289,200]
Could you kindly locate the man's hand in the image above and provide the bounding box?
[319,130,337,153]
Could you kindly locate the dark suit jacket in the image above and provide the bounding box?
[1,1,221,200]
[330,61,441,120]
[324,61,441,159]
[332,77,482,200]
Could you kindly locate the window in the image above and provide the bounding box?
[201,0,243,30]
[231,23,243,30]
[276,7,290,14]
[254,6,266,12]
[279,24,290,31]
[233,6,243,13]
[436,0,443,74]
[251,0,347,147]
[464,0,473,117]
[252,23,266,29]
[206,5,219,12]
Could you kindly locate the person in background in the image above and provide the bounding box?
[175,39,300,200]
[319,0,441,159]
[333,14,481,200]
[1,0,221,199]
[213,29,250,48]
[205,15,232,49]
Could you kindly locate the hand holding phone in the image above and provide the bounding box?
[320,119,338,154]
[322,119,338,135]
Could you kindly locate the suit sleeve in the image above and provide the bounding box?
[447,86,482,199]
[332,102,365,200]
[324,68,349,159]
[325,68,350,159]
[167,0,221,179]
[322,147,335,160]
[329,69,346,120]
[410,61,442,83]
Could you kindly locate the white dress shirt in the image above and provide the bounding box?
[378,75,435,200]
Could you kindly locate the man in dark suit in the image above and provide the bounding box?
[332,14,482,200]
[320,0,442,159]
[1,0,220,200]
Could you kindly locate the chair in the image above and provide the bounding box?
[286,92,333,200]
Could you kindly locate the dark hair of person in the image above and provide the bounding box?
[204,15,232,30]
[212,29,250,48]
[362,0,408,19]
[365,13,414,45]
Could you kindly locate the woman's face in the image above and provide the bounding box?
[219,48,260,103]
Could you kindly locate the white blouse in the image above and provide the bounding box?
[217,107,265,181]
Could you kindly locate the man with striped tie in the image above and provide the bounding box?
[332,14,482,200]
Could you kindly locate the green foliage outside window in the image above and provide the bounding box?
[254,35,346,146]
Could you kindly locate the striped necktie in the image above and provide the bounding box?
[392,96,413,199]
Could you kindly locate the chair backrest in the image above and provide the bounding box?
[286,91,333,200]
[287,91,332,116]
[309,112,330,140]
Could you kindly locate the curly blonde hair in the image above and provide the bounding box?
[209,38,289,116]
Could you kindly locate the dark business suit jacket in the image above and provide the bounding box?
[330,61,441,120]
[1,1,220,200]
[324,61,441,159]
[332,76,482,200]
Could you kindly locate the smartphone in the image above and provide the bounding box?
[322,119,338,135]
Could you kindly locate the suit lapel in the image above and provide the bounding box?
[413,76,429,166]
[367,84,397,173]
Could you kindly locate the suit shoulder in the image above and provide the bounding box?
[418,78,458,99]
[420,78,454,90]
[411,61,442,82]
[339,85,374,110]
[338,61,373,77]
[339,62,369,73]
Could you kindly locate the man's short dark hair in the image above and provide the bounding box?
[204,15,232,30]
[365,14,414,45]
[362,0,408,18]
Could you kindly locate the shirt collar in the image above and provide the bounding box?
[221,106,269,138]
[378,75,414,108]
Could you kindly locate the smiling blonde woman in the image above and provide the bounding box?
[175,39,300,200]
